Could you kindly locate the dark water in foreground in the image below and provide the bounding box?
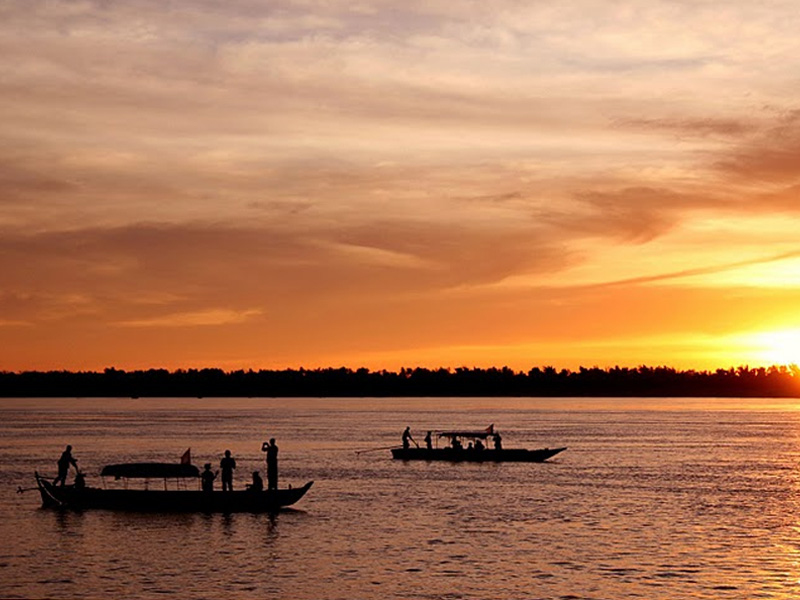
[2,397,800,599]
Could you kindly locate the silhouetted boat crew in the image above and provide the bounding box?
[220,450,236,491]
[201,463,216,492]
[30,447,312,512]
[53,445,78,487]
[391,425,566,463]
[264,438,279,491]
[424,431,433,450]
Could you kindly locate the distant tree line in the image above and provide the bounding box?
[1,365,799,398]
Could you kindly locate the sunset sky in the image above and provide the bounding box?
[3,0,800,372]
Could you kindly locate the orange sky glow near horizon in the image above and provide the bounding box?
[2,1,800,374]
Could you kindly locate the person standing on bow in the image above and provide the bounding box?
[53,445,78,487]
[402,426,415,450]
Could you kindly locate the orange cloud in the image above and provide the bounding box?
[3,1,800,371]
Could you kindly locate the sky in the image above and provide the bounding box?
[2,0,800,372]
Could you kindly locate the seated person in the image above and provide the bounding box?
[247,471,264,492]
[201,463,216,492]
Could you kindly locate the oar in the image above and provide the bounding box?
[17,486,39,494]
[354,445,401,455]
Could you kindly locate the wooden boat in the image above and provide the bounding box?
[33,464,313,513]
[392,425,566,463]
[391,446,566,462]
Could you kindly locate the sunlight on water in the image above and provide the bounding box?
[2,397,800,599]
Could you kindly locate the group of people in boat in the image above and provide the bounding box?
[402,427,503,451]
[52,426,509,492]
[52,438,281,493]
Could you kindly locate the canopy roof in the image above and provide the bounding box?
[101,462,200,479]
[437,425,495,439]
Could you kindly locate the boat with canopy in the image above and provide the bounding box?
[390,424,566,462]
[33,448,313,512]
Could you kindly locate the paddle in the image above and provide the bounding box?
[354,445,402,455]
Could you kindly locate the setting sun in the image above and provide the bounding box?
[750,329,800,367]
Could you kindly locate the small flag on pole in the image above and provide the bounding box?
[180,448,191,465]
[485,424,494,435]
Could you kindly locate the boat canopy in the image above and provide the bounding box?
[437,425,495,439]
[100,462,200,479]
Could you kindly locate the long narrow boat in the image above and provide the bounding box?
[391,446,566,462]
[34,467,313,513]
[391,425,567,463]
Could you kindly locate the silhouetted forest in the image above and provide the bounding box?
[1,365,800,397]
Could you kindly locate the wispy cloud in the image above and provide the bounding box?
[117,308,263,328]
[3,0,800,369]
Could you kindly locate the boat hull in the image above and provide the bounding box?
[35,473,312,512]
[391,447,567,462]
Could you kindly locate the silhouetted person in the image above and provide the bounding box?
[220,449,236,492]
[467,442,474,451]
[265,438,278,491]
[247,471,264,492]
[73,471,86,490]
[451,437,463,451]
[494,432,503,451]
[402,426,415,450]
[201,463,216,492]
[424,431,433,450]
[53,445,78,486]
[475,439,484,451]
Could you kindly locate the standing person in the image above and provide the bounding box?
[265,438,279,491]
[219,449,236,492]
[201,463,216,492]
[402,426,415,450]
[53,445,78,487]
[424,431,433,451]
[493,431,503,451]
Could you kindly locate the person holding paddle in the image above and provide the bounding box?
[402,426,416,450]
[53,445,78,487]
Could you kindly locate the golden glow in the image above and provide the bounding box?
[748,329,800,368]
[3,3,800,371]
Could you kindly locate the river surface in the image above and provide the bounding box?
[2,396,800,599]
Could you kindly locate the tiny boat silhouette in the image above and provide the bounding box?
[391,424,566,463]
[33,460,312,513]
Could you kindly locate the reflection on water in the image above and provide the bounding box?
[2,397,800,599]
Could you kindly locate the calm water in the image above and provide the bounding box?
[2,397,800,599]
